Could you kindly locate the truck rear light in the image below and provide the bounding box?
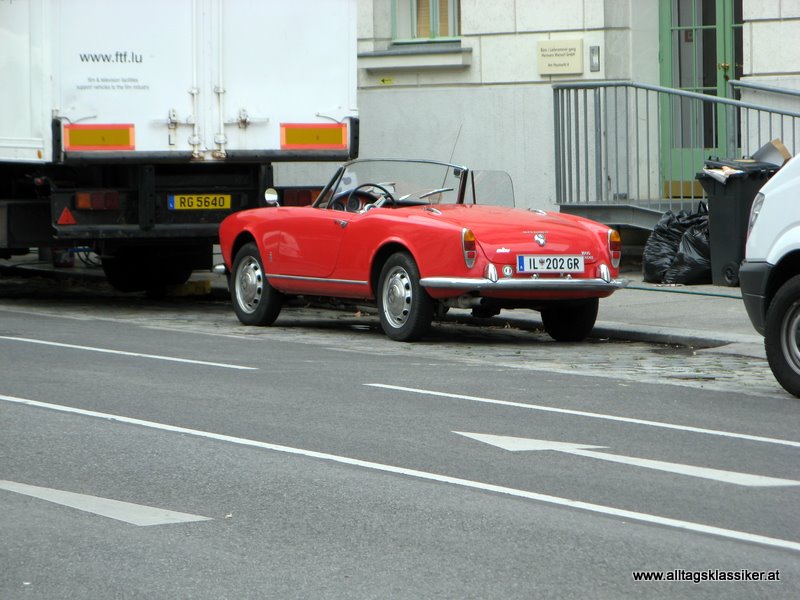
[75,190,120,210]
[462,228,477,268]
[282,187,323,206]
[608,229,621,268]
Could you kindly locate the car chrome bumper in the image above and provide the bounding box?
[419,276,629,293]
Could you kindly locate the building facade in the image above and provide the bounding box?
[350,0,800,213]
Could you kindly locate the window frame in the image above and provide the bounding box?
[391,0,461,43]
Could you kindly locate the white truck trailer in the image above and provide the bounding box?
[0,0,358,291]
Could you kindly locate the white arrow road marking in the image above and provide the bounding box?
[0,335,257,370]
[3,394,800,553]
[454,432,800,488]
[0,480,213,526]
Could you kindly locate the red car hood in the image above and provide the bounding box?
[423,204,602,261]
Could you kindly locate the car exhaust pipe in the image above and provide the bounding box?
[442,295,487,309]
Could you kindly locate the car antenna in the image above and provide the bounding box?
[444,122,464,188]
[448,122,463,164]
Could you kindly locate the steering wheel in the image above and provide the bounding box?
[347,183,396,210]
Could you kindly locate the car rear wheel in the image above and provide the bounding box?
[231,242,282,326]
[765,275,800,398]
[541,298,599,342]
[377,252,434,341]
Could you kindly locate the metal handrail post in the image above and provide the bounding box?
[594,88,603,203]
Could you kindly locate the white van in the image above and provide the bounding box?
[741,155,800,397]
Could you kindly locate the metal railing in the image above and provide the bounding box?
[554,81,800,215]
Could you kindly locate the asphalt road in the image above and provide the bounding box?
[1,276,799,599]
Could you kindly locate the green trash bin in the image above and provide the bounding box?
[696,159,778,286]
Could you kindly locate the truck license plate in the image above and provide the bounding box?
[168,194,231,210]
[517,255,584,273]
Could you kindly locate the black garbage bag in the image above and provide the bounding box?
[663,221,711,285]
[642,211,687,283]
[642,203,709,283]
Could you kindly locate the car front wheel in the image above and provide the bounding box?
[377,252,434,341]
[231,242,282,326]
[540,298,599,342]
[765,274,800,398]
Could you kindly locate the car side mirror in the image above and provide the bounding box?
[263,188,279,207]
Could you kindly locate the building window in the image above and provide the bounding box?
[393,0,460,41]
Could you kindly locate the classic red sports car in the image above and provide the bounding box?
[218,159,627,341]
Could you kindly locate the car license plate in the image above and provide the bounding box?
[168,194,232,210]
[517,255,584,273]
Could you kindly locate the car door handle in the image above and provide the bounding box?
[335,219,348,228]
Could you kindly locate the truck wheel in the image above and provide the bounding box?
[102,255,192,292]
[377,252,433,341]
[101,255,149,292]
[231,242,282,326]
[541,298,598,342]
[765,275,800,398]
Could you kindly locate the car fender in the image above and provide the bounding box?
[220,208,281,268]
[361,218,477,290]
[746,155,800,262]
[764,227,800,267]
[383,221,480,278]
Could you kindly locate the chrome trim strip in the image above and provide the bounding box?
[419,276,630,293]
[266,273,368,286]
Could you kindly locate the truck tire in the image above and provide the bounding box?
[541,298,598,342]
[102,255,193,293]
[101,255,150,292]
[765,274,800,398]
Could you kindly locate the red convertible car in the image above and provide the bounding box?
[218,159,627,341]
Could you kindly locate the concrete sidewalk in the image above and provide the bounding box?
[592,271,764,358]
[0,253,764,358]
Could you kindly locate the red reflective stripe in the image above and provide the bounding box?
[280,123,347,150]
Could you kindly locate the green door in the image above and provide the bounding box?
[659,0,743,198]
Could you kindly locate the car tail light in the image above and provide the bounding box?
[608,229,621,268]
[462,228,477,268]
[75,190,120,210]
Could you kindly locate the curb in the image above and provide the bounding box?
[2,261,762,353]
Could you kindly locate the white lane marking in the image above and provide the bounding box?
[367,384,800,449]
[0,480,212,526]
[0,335,257,370]
[454,432,800,488]
[2,394,800,553]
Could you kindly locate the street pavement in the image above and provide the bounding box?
[0,250,765,360]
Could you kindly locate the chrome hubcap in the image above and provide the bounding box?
[781,300,800,375]
[382,266,412,328]
[235,256,263,314]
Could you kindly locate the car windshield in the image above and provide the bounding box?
[314,159,516,209]
[316,159,465,208]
